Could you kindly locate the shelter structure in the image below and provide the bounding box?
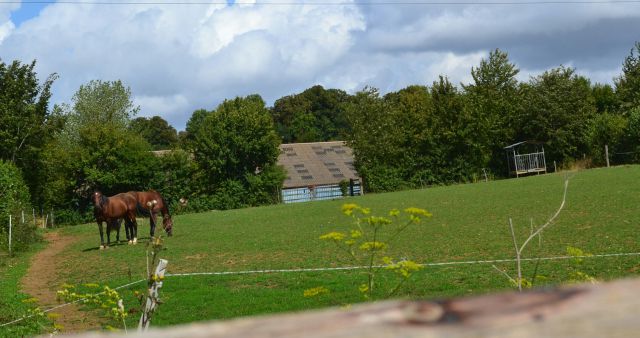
[504,141,547,177]
[277,141,362,203]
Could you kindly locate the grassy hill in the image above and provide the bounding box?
[6,166,640,332]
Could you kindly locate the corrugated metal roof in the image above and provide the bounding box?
[278,141,360,189]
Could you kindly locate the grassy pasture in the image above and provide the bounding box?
[5,165,640,333]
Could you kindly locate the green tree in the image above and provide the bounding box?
[0,59,59,205]
[619,106,640,163]
[519,67,596,164]
[189,95,285,208]
[588,112,627,165]
[383,85,434,187]
[615,41,640,111]
[43,80,157,214]
[427,76,481,182]
[271,85,350,143]
[130,116,179,150]
[148,148,195,207]
[0,160,35,252]
[181,108,209,149]
[344,87,411,192]
[591,83,619,114]
[463,49,522,176]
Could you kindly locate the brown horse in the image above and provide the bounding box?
[92,191,139,249]
[128,190,173,237]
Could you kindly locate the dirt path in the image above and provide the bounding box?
[20,231,103,333]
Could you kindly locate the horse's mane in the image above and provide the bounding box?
[100,194,109,207]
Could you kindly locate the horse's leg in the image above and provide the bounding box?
[149,212,157,237]
[133,217,138,244]
[115,219,121,243]
[125,218,133,244]
[127,210,138,244]
[98,221,105,249]
[106,221,111,248]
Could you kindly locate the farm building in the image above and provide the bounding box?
[278,141,362,203]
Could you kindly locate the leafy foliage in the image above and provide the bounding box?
[271,85,350,143]
[43,80,157,218]
[185,95,285,209]
[309,204,430,300]
[519,67,596,163]
[0,59,59,206]
[463,49,522,176]
[615,41,640,110]
[130,116,179,150]
[0,161,37,253]
[588,112,627,165]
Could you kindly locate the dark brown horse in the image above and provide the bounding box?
[128,190,173,237]
[92,191,139,249]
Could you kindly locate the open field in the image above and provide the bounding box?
[3,165,640,334]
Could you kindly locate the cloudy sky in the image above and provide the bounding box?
[1,1,639,130]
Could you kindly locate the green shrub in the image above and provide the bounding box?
[0,161,37,253]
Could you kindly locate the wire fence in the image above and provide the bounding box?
[2,251,640,328]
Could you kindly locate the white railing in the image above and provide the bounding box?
[514,152,546,173]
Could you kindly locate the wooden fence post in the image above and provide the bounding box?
[32,208,36,228]
[21,210,24,224]
[138,259,168,332]
[605,145,610,168]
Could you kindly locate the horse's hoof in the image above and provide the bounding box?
[128,240,132,245]
[100,245,105,250]
[133,238,138,244]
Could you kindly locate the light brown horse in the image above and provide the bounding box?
[128,190,173,237]
[92,191,138,249]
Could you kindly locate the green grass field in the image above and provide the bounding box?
[3,166,640,334]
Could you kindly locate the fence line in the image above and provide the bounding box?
[165,252,640,278]
[2,251,640,328]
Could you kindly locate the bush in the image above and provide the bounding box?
[0,161,37,253]
[588,112,627,165]
[53,209,92,226]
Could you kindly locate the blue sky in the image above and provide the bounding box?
[10,2,47,26]
[1,1,640,130]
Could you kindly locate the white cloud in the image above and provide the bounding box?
[0,1,638,130]
[135,94,190,122]
[0,1,368,129]
[0,3,17,44]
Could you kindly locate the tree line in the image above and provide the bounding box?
[1,43,639,229]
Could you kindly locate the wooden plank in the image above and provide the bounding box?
[62,277,640,338]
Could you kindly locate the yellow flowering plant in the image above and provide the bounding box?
[306,204,431,299]
[56,283,128,331]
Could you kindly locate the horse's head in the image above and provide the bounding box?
[92,191,107,208]
[163,216,173,236]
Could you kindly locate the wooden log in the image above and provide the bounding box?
[60,277,640,338]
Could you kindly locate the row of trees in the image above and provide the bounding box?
[269,47,640,191]
[1,42,639,227]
